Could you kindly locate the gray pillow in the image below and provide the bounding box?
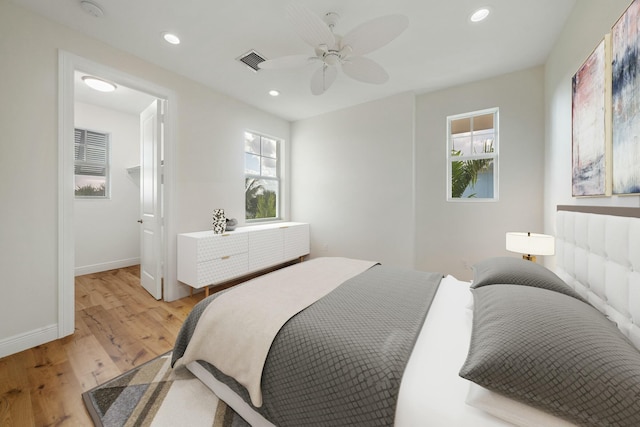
[459,285,640,426]
[471,257,587,303]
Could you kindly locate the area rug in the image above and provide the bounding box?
[82,352,250,427]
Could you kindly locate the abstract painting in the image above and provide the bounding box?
[572,38,608,197]
[612,0,640,194]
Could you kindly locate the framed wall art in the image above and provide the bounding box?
[571,35,611,197]
[612,0,640,195]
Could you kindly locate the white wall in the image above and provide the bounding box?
[415,67,546,280]
[0,1,289,357]
[290,69,545,280]
[291,92,416,268]
[74,102,141,275]
[544,0,640,243]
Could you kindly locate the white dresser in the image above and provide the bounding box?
[177,222,310,296]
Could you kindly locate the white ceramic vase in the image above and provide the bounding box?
[212,209,226,234]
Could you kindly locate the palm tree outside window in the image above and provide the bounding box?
[244,131,280,220]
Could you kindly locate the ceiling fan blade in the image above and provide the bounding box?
[341,15,409,56]
[259,54,316,70]
[342,56,389,84]
[285,3,335,49]
[310,64,337,95]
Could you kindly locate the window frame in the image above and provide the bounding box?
[446,107,499,202]
[244,130,282,222]
[74,127,111,199]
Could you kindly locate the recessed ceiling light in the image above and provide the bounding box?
[269,90,280,97]
[163,32,181,45]
[81,76,117,92]
[470,8,490,23]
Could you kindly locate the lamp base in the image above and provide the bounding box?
[522,254,537,262]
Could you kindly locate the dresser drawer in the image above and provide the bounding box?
[284,223,310,260]
[249,228,284,271]
[196,233,248,262]
[196,252,249,287]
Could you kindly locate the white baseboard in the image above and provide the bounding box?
[0,324,59,359]
[75,257,140,276]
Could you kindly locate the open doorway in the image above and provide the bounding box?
[58,52,174,338]
[73,70,158,281]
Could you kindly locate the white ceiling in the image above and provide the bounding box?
[12,0,576,121]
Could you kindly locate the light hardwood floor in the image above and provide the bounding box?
[0,266,205,427]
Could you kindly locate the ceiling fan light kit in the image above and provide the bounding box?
[258,3,409,95]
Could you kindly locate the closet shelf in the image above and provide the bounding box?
[127,165,140,185]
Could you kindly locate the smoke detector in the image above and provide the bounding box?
[80,1,104,18]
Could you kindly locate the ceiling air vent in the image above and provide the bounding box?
[237,50,267,72]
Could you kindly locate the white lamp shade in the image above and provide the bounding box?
[506,232,555,256]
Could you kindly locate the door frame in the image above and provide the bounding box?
[57,51,176,337]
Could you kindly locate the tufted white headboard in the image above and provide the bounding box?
[555,206,640,350]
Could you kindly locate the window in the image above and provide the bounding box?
[446,108,499,201]
[244,131,280,220]
[74,128,110,198]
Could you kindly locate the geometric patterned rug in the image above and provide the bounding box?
[82,352,248,427]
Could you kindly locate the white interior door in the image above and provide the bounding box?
[140,99,163,299]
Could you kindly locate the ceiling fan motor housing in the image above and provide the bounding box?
[260,4,409,95]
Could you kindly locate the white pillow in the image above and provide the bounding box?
[465,383,576,427]
[465,288,474,311]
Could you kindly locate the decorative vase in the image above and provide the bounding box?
[226,218,238,231]
[212,209,226,234]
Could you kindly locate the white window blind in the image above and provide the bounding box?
[74,128,110,197]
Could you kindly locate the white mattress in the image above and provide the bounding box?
[187,275,567,426]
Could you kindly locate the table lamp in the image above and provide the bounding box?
[505,231,555,262]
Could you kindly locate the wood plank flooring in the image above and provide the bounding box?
[0,266,205,427]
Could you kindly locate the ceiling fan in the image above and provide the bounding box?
[258,3,409,95]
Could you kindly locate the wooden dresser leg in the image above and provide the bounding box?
[205,286,210,298]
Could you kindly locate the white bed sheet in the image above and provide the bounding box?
[394,274,511,426]
[186,275,553,426]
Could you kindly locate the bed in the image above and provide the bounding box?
[172,206,640,426]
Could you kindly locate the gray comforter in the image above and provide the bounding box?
[172,264,442,426]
